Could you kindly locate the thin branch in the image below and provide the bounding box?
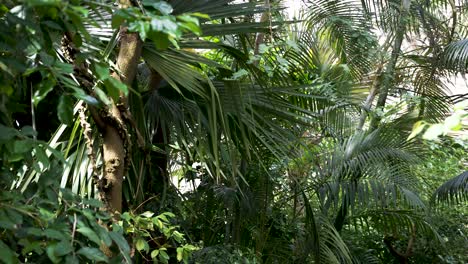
[30,83,37,141]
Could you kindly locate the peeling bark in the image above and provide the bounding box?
[100,30,142,212]
[96,1,142,212]
[59,0,142,222]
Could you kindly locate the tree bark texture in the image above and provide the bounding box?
[60,22,141,213]
[99,18,142,213]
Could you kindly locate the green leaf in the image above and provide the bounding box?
[26,0,60,7]
[94,225,112,247]
[46,244,61,263]
[39,208,55,221]
[151,249,159,259]
[57,95,74,125]
[73,33,83,47]
[153,218,164,229]
[259,44,269,54]
[35,146,50,170]
[109,231,132,263]
[0,4,9,16]
[159,249,170,264]
[20,126,37,137]
[64,255,79,264]
[77,227,101,246]
[104,78,128,100]
[77,247,109,262]
[407,120,426,140]
[231,69,249,80]
[0,84,13,96]
[54,240,73,256]
[172,231,184,243]
[0,240,18,264]
[150,17,164,32]
[149,32,170,50]
[190,12,210,19]
[141,211,154,218]
[109,231,130,253]
[176,247,183,262]
[112,12,126,28]
[143,0,173,15]
[94,64,110,80]
[26,227,43,236]
[135,238,149,253]
[160,212,175,219]
[40,52,55,66]
[82,198,103,208]
[72,91,99,106]
[94,87,112,106]
[21,241,42,255]
[33,78,55,106]
[121,212,132,221]
[177,15,199,25]
[0,214,16,229]
[44,229,67,240]
[183,244,198,251]
[129,21,150,41]
[81,208,96,220]
[13,140,33,154]
[53,62,74,74]
[178,20,201,36]
[0,125,18,140]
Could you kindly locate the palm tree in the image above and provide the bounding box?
[11,0,297,210]
[3,0,467,263]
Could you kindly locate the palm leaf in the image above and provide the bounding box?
[349,209,441,240]
[441,38,468,73]
[431,170,468,205]
[303,0,377,78]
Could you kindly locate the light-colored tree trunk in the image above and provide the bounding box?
[94,1,142,213]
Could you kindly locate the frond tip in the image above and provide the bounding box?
[432,171,468,205]
[441,39,468,73]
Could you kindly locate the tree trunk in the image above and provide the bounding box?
[96,4,142,212]
[101,120,126,213]
[60,1,142,213]
[370,0,411,130]
[252,0,271,66]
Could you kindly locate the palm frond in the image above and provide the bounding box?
[441,38,468,73]
[301,190,321,263]
[326,129,420,179]
[349,209,441,240]
[318,215,354,264]
[410,66,452,123]
[170,0,268,18]
[431,170,468,205]
[351,250,381,264]
[303,0,377,78]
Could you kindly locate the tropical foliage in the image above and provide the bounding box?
[0,0,467,263]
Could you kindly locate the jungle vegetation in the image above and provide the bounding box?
[0,0,467,263]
